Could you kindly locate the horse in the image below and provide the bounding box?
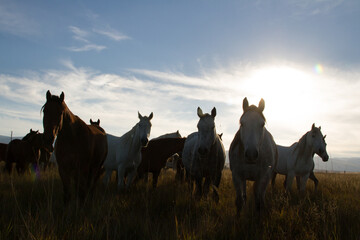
[182,107,225,202]
[42,90,108,204]
[137,137,186,188]
[103,112,153,191]
[90,119,100,126]
[229,98,278,215]
[5,130,45,175]
[272,124,329,192]
[153,130,181,139]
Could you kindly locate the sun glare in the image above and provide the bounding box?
[242,66,318,126]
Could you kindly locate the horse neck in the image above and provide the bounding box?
[123,123,142,153]
[294,132,314,163]
[58,105,81,135]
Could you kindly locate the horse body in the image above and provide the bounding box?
[103,112,153,190]
[182,107,225,202]
[5,131,45,175]
[137,137,186,188]
[229,98,278,215]
[42,90,108,204]
[272,124,329,192]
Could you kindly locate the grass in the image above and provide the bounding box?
[0,166,359,240]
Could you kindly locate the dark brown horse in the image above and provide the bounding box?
[42,90,108,204]
[137,137,186,188]
[6,131,45,175]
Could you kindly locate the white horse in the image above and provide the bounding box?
[103,112,153,190]
[229,98,278,215]
[272,124,329,192]
[182,107,225,202]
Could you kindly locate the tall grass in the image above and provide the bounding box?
[0,167,359,239]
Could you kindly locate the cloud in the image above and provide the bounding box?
[0,1,39,36]
[93,27,130,41]
[0,61,359,158]
[287,0,345,15]
[66,44,106,52]
[69,26,90,43]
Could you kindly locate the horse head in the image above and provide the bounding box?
[42,90,65,151]
[196,107,217,158]
[22,128,39,141]
[309,123,329,162]
[138,111,153,147]
[239,97,266,164]
[90,119,100,126]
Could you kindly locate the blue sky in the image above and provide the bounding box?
[1,0,360,158]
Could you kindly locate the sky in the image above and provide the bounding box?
[0,0,360,159]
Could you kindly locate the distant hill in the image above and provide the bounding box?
[0,135,21,144]
[225,151,360,173]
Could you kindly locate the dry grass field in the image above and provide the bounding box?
[0,166,359,240]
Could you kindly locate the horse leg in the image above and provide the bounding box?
[194,176,203,200]
[211,170,222,203]
[299,173,310,194]
[103,169,112,186]
[152,171,160,188]
[125,169,137,190]
[285,172,295,193]
[232,174,245,216]
[117,166,126,191]
[296,176,301,191]
[58,166,71,205]
[203,177,211,198]
[309,171,319,191]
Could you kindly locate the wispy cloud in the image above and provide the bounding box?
[0,1,39,36]
[66,24,129,52]
[93,27,130,41]
[66,44,106,52]
[69,26,90,43]
[287,0,345,15]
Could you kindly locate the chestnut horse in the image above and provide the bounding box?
[6,130,44,175]
[137,137,186,188]
[42,90,108,204]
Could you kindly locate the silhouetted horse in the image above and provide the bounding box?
[137,137,186,188]
[6,130,45,175]
[42,90,108,204]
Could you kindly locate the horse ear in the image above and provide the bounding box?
[60,92,64,102]
[97,119,100,125]
[148,112,153,120]
[46,90,51,101]
[312,123,315,130]
[197,107,204,118]
[319,126,321,130]
[323,134,327,139]
[258,98,265,112]
[243,97,249,111]
[211,107,216,118]
[138,111,142,119]
[90,119,93,124]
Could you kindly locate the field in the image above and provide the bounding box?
[0,167,360,240]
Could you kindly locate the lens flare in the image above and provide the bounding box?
[314,64,323,74]
[30,164,40,181]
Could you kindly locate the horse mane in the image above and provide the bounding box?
[293,131,310,164]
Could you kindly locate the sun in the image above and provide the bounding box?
[241,65,319,127]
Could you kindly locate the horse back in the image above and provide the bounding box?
[139,137,186,173]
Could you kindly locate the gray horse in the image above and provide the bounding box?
[182,107,225,202]
[229,98,278,215]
